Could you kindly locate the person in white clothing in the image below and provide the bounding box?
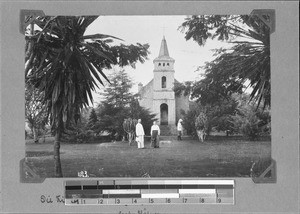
[177,119,183,140]
[150,121,160,148]
[135,119,145,149]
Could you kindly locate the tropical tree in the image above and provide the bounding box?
[25,16,149,177]
[178,15,270,109]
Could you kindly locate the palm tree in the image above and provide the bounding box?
[25,16,149,177]
[179,15,270,108]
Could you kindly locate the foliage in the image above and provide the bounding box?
[25,84,49,142]
[96,71,156,140]
[96,70,133,139]
[25,15,149,176]
[181,103,202,137]
[229,94,271,140]
[182,95,238,137]
[178,15,270,108]
[99,69,133,108]
[195,112,208,130]
[86,108,98,130]
[25,16,149,134]
[204,96,239,134]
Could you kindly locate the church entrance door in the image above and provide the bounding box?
[160,103,168,125]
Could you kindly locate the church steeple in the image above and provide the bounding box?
[153,36,175,64]
[158,36,169,57]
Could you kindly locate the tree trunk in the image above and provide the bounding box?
[54,130,63,177]
[33,127,39,143]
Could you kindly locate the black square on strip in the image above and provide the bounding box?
[149,185,166,189]
[182,185,198,189]
[115,185,132,189]
[83,185,98,190]
[98,185,115,190]
[131,185,148,189]
[165,185,182,189]
[197,185,215,189]
[65,185,82,190]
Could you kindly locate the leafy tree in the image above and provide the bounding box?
[181,103,202,137]
[96,70,133,139]
[100,69,133,108]
[25,84,48,143]
[87,108,98,130]
[96,72,156,140]
[181,95,238,137]
[178,15,270,108]
[204,96,239,134]
[229,94,271,140]
[25,16,149,177]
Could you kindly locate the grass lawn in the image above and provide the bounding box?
[25,136,271,178]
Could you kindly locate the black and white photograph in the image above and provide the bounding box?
[23,14,271,179]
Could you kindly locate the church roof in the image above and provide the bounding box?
[159,36,169,57]
[138,79,153,96]
[154,36,174,62]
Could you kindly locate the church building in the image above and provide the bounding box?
[138,36,190,135]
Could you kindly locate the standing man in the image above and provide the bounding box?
[136,119,145,149]
[177,119,183,140]
[150,121,160,148]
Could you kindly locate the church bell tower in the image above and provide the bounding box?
[152,36,176,126]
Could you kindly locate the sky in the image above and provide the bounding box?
[84,16,234,106]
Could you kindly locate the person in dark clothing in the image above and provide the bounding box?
[150,121,160,148]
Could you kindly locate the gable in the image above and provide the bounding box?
[138,79,153,98]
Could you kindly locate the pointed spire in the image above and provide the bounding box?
[158,36,169,57]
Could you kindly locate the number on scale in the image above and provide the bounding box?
[166,198,171,203]
[183,198,188,203]
[132,199,138,203]
[217,198,221,203]
[98,199,103,204]
[149,198,154,203]
[116,199,120,204]
[200,198,205,203]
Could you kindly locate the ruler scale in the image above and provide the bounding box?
[65,179,234,205]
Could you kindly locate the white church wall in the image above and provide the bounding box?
[153,99,176,125]
[138,80,154,113]
[153,71,175,92]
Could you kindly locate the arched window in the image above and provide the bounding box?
[158,63,161,66]
[163,63,165,66]
[162,76,166,88]
[167,63,169,66]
